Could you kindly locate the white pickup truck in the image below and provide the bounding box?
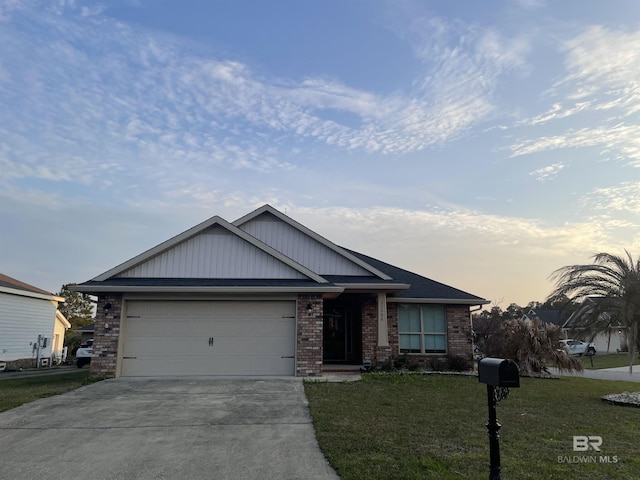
[75,339,93,368]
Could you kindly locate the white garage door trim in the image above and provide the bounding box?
[120,300,296,376]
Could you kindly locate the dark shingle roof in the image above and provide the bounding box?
[529,309,570,327]
[344,249,487,302]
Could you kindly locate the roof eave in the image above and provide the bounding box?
[0,286,64,303]
[71,285,346,294]
[334,283,410,292]
[387,297,490,305]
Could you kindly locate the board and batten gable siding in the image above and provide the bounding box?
[0,293,55,362]
[117,225,308,279]
[238,213,373,276]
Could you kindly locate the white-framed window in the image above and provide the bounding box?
[398,304,447,354]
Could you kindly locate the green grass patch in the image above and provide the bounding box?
[0,372,96,413]
[582,353,640,370]
[305,373,640,480]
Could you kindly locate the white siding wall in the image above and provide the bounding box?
[118,226,308,279]
[0,293,55,362]
[239,214,373,276]
[592,330,624,354]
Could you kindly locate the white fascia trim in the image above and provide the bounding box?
[233,205,393,281]
[387,297,490,305]
[0,286,63,302]
[92,215,328,284]
[334,283,410,291]
[73,285,346,294]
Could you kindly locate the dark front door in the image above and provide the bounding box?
[323,297,362,363]
[323,309,346,361]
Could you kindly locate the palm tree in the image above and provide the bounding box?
[482,318,582,375]
[549,251,640,374]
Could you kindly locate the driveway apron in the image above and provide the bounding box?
[0,378,340,480]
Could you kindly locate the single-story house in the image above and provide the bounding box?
[72,205,488,377]
[0,273,70,369]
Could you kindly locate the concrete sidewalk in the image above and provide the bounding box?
[550,366,640,383]
[0,378,340,480]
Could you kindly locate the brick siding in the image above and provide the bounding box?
[363,301,473,368]
[296,294,323,377]
[446,305,474,360]
[89,294,122,378]
[361,296,398,365]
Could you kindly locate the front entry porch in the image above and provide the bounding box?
[322,296,363,365]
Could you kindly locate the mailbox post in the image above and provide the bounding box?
[478,358,520,480]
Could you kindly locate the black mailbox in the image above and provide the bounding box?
[478,358,520,388]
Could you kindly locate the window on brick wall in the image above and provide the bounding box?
[398,304,447,354]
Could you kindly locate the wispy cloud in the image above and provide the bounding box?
[510,124,640,165]
[0,0,531,199]
[529,162,564,182]
[583,181,640,215]
[512,26,640,165]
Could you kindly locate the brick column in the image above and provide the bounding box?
[90,294,123,378]
[296,294,323,377]
[361,296,394,365]
[446,305,473,360]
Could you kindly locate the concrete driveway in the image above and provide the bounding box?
[0,378,340,480]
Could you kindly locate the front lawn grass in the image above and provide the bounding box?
[582,353,640,370]
[305,373,640,480]
[0,371,93,413]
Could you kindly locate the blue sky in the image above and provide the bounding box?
[1,0,639,306]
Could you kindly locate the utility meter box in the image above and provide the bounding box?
[478,358,520,388]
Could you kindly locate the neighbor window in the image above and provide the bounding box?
[398,304,447,354]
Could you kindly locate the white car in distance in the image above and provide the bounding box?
[559,339,596,356]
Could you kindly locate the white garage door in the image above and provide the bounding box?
[121,300,296,376]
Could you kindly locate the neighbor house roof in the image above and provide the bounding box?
[75,323,95,333]
[562,297,625,329]
[524,309,570,327]
[0,273,64,302]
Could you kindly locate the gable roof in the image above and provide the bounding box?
[72,205,487,304]
[233,205,392,280]
[91,215,327,284]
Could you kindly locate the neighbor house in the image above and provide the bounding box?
[75,323,95,344]
[72,205,488,378]
[0,273,70,369]
[521,309,571,329]
[562,298,627,354]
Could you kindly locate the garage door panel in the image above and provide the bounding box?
[122,356,295,376]
[121,301,296,376]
